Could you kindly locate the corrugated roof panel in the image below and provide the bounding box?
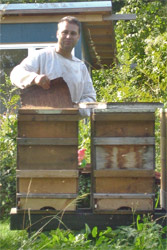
[0,1,112,14]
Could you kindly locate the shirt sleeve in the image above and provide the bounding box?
[79,63,96,103]
[10,51,40,89]
[79,63,96,117]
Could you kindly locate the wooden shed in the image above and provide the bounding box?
[0,1,117,70]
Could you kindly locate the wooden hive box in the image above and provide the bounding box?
[91,103,158,213]
[17,108,80,211]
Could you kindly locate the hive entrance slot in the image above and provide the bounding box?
[117,206,132,211]
[40,206,56,211]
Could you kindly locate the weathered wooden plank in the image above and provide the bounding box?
[16,170,79,178]
[94,169,155,178]
[94,120,154,137]
[103,14,136,21]
[18,108,79,115]
[18,178,78,194]
[93,137,155,145]
[18,145,78,170]
[17,138,78,146]
[18,198,76,211]
[18,114,80,121]
[160,109,167,210]
[17,193,77,198]
[96,102,163,111]
[95,177,154,193]
[18,120,78,138]
[95,145,154,170]
[1,14,103,24]
[94,193,154,199]
[93,113,155,121]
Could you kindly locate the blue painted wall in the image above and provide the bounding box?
[0,22,82,59]
[0,23,58,43]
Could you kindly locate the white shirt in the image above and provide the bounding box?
[10,47,96,105]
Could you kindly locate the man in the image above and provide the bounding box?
[10,16,96,116]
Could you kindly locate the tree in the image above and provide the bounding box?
[115,0,167,61]
[93,0,167,103]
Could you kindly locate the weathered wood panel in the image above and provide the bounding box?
[95,177,154,193]
[93,137,155,145]
[16,170,79,178]
[18,120,78,138]
[17,193,77,198]
[92,113,155,121]
[95,145,154,170]
[17,138,78,146]
[18,178,78,194]
[94,120,154,137]
[18,108,79,115]
[18,114,80,121]
[18,145,78,170]
[94,169,155,178]
[160,110,167,210]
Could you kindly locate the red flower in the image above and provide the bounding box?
[78,148,86,165]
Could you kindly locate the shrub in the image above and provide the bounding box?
[0,76,20,218]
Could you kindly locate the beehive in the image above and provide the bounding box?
[16,108,80,211]
[91,103,156,213]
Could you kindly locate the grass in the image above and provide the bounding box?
[0,215,167,250]
[0,219,28,250]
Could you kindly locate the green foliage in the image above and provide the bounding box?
[0,114,17,218]
[0,219,28,250]
[0,76,20,218]
[137,32,167,103]
[78,118,91,163]
[78,174,90,208]
[115,0,167,61]
[92,62,163,103]
[0,217,166,249]
[0,75,20,113]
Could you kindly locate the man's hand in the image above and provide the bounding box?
[34,75,50,89]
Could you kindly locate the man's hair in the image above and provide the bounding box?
[58,16,81,34]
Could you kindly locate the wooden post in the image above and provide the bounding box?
[160,109,167,210]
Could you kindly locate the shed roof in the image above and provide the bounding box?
[0,1,116,68]
[0,1,112,14]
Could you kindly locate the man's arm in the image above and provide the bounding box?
[10,51,50,89]
[79,64,96,117]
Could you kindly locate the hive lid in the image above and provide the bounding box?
[20,77,73,109]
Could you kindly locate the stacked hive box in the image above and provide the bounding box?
[91,103,156,213]
[16,108,80,211]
